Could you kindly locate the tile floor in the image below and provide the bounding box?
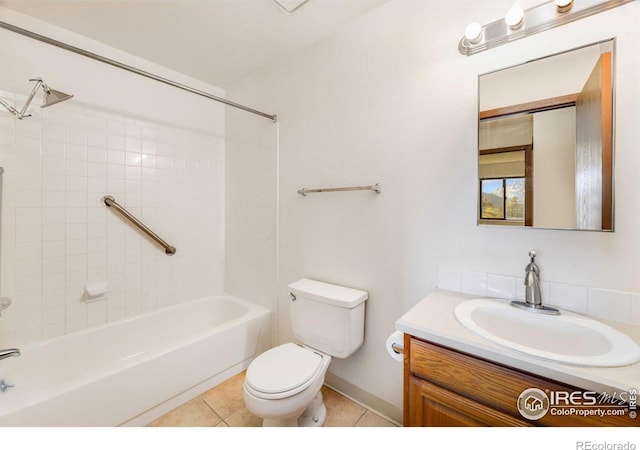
[147,371,396,427]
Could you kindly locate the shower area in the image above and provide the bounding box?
[0,8,278,425]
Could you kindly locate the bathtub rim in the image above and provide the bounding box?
[13,292,269,354]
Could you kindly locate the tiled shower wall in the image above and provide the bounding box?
[0,96,225,347]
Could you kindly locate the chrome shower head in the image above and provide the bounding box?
[40,83,74,108]
[0,77,73,119]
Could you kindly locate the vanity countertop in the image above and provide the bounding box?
[395,289,640,396]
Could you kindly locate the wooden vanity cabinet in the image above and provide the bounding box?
[404,335,637,427]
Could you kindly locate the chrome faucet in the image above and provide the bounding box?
[0,348,20,361]
[510,251,560,315]
[524,250,542,307]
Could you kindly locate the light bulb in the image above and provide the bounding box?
[554,0,574,13]
[464,22,483,44]
[505,6,524,29]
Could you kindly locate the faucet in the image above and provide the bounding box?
[510,251,560,315]
[0,348,20,361]
[524,250,542,307]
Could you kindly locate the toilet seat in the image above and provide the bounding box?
[245,343,325,400]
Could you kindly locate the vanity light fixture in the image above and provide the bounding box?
[554,0,575,13]
[458,0,634,56]
[464,22,483,44]
[504,6,525,30]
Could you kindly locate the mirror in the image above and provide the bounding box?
[477,40,614,231]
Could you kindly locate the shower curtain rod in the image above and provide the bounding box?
[0,20,278,122]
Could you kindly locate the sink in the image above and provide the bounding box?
[454,299,640,367]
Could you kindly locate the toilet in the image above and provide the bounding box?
[243,278,367,427]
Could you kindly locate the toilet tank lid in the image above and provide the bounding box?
[288,279,368,308]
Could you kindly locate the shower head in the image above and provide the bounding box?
[0,77,73,119]
[40,83,74,108]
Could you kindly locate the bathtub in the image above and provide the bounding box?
[0,294,270,426]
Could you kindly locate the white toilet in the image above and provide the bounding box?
[243,278,368,427]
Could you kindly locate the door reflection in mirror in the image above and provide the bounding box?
[478,39,614,231]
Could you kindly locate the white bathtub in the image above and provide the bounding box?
[0,294,270,426]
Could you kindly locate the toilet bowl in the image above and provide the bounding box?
[243,343,332,426]
[243,279,367,427]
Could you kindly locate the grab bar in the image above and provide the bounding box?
[102,195,176,255]
[297,183,381,196]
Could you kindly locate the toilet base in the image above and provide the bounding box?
[261,391,326,427]
[298,391,326,427]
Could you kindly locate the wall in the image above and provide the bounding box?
[226,0,640,422]
[0,7,226,347]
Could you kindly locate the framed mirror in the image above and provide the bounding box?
[477,39,614,231]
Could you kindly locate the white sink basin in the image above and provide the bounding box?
[454,299,640,367]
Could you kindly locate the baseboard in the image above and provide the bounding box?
[324,372,403,426]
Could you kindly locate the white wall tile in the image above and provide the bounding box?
[42,224,65,241]
[87,301,107,327]
[42,125,65,144]
[588,289,631,323]
[43,257,65,275]
[43,289,66,307]
[42,157,66,175]
[15,136,40,155]
[88,132,107,148]
[546,282,588,315]
[42,322,65,339]
[42,141,65,158]
[15,155,41,173]
[87,147,106,163]
[437,267,460,291]
[107,297,125,322]
[460,271,487,297]
[66,160,87,177]
[15,207,42,225]
[66,144,87,161]
[43,174,66,192]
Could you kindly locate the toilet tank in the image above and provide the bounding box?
[288,279,368,359]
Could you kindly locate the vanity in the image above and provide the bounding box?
[396,290,640,427]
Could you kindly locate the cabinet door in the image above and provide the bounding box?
[408,376,531,427]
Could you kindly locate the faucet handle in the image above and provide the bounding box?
[526,250,539,274]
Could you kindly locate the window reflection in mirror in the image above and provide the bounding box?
[477,39,614,231]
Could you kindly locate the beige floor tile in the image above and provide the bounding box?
[355,410,396,427]
[321,386,366,427]
[147,398,222,427]
[199,371,247,420]
[224,406,263,427]
[148,374,389,428]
